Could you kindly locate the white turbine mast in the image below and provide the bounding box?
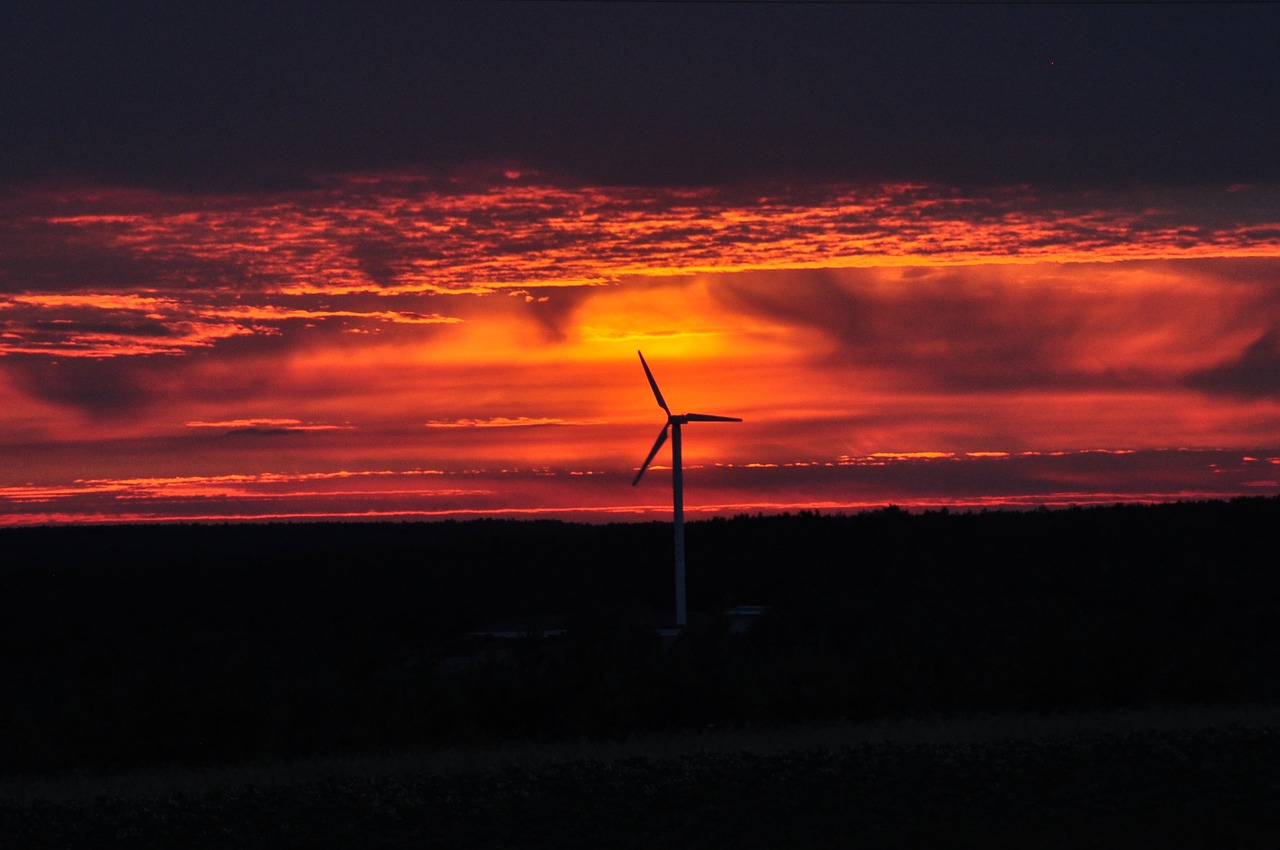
[631,351,741,627]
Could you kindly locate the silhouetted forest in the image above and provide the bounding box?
[3,496,1279,779]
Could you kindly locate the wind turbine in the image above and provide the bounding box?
[632,351,741,627]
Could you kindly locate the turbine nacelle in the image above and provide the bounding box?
[632,352,742,486]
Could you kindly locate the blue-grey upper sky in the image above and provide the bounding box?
[4,1,1278,191]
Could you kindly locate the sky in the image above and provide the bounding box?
[2,1,1279,525]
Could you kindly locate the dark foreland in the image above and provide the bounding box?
[4,497,1280,781]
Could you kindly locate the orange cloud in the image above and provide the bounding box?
[425,417,607,428]
[185,418,353,433]
[1,449,1273,527]
[5,174,1277,299]
[1,170,1278,525]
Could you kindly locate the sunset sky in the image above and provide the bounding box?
[3,2,1279,525]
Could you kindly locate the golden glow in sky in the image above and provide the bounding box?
[1,170,1279,524]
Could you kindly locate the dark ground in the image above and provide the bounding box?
[4,719,1280,849]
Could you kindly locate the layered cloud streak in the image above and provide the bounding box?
[1,170,1278,523]
[4,174,1277,355]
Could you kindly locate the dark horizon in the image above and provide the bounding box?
[5,495,1280,781]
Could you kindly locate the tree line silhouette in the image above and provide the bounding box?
[2,496,1279,778]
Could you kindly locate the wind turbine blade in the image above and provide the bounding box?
[684,413,743,422]
[632,424,670,486]
[638,351,670,414]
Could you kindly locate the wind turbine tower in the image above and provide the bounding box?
[632,351,742,627]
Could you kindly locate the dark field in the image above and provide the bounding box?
[4,498,1280,844]
[5,714,1280,848]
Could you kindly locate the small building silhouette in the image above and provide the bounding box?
[724,604,771,634]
